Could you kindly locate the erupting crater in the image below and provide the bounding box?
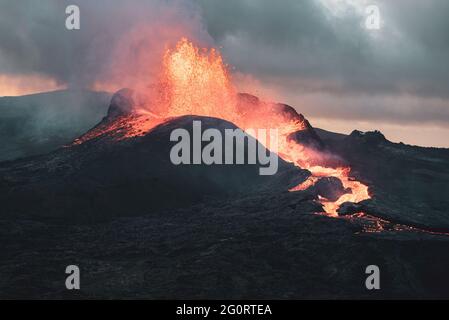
[77,38,371,216]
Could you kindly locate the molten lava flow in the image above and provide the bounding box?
[311,167,369,216]
[78,38,370,215]
[288,164,370,216]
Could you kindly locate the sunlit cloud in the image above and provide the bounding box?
[0,74,66,97]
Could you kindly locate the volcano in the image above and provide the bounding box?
[1,38,448,229]
[1,39,449,299]
[0,85,337,221]
[0,39,372,219]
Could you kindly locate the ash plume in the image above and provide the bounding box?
[0,0,212,91]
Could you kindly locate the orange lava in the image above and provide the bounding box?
[77,38,370,215]
[163,38,237,120]
[316,169,370,216]
[345,212,449,235]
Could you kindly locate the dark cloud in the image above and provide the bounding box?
[196,0,449,132]
[2,0,448,97]
[0,0,448,141]
[198,0,449,98]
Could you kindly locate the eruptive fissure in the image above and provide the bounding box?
[76,38,370,216]
[344,212,449,236]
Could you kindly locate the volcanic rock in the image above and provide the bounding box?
[2,189,449,299]
[348,130,387,146]
[311,176,350,202]
[337,201,365,216]
[106,88,135,120]
[236,92,325,149]
[288,128,325,150]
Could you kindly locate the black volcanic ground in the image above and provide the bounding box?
[0,90,449,299]
[0,115,306,221]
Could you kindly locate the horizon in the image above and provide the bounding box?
[2,86,448,149]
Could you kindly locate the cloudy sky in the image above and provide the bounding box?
[1,0,448,147]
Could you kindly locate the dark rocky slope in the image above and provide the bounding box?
[0,114,307,221]
[1,191,449,299]
[317,130,449,231]
[0,90,111,162]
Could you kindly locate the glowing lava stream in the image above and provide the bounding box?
[81,38,370,216]
[290,166,370,216]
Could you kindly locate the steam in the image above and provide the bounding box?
[0,0,212,92]
[92,2,214,93]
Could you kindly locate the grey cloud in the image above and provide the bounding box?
[1,0,449,130]
[290,93,449,127]
[198,0,449,99]
[2,0,448,98]
[0,0,208,88]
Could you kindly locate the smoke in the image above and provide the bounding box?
[0,0,212,92]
